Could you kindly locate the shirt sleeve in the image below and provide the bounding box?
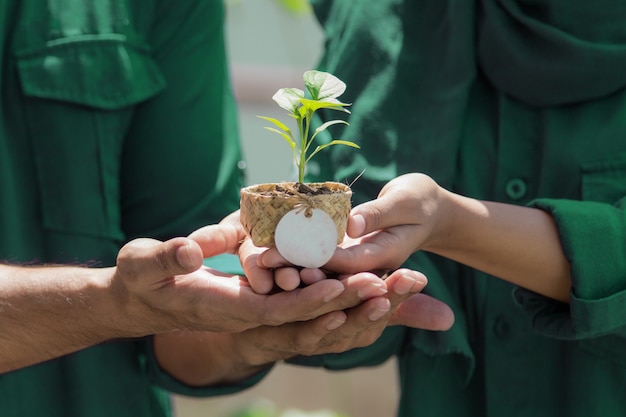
[515,198,626,340]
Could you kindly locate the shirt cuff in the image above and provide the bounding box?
[516,198,626,339]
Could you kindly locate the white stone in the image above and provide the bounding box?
[275,208,338,268]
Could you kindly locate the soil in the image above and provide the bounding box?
[262,182,336,197]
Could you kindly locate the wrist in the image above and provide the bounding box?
[421,185,458,253]
[84,266,144,338]
[154,331,273,387]
[96,266,159,339]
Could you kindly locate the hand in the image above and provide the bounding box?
[251,173,446,288]
[116,217,395,336]
[225,268,454,369]
[325,173,449,274]
[152,212,453,386]
[237,232,454,334]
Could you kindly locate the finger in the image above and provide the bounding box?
[301,268,326,285]
[389,293,455,330]
[117,237,204,280]
[268,298,391,358]
[257,247,291,269]
[249,278,344,325]
[382,268,455,331]
[240,240,275,294]
[287,310,349,353]
[219,210,243,228]
[347,176,424,238]
[235,310,350,364]
[255,247,307,291]
[188,222,244,257]
[272,267,326,290]
[384,268,428,297]
[304,270,429,352]
[259,272,387,324]
[275,267,302,291]
[325,225,420,274]
[314,297,393,353]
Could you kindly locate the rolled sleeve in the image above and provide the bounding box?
[515,198,626,340]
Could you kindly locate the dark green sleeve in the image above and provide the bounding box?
[516,198,626,340]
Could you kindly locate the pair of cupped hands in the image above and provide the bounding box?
[115,174,454,364]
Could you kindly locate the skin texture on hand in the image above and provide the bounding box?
[153,211,454,388]
[324,173,572,302]
[239,213,456,330]
[2,212,403,375]
[154,267,454,387]
[1,228,268,373]
[155,170,573,387]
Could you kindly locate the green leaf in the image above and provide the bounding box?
[305,140,360,163]
[303,70,346,101]
[257,116,292,133]
[263,127,296,149]
[314,119,349,133]
[297,104,308,119]
[320,139,360,150]
[272,88,304,114]
[309,120,349,142]
[262,70,359,180]
[300,97,351,113]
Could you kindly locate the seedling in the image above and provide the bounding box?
[258,70,360,183]
[241,70,358,267]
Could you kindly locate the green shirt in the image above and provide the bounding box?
[292,1,626,416]
[0,1,245,416]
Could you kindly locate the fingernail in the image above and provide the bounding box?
[324,286,345,302]
[176,244,197,270]
[394,273,426,295]
[326,315,346,330]
[358,282,388,299]
[368,301,391,321]
[351,214,366,236]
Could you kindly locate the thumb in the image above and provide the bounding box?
[188,222,244,258]
[347,199,396,238]
[117,237,204,279]
[347,182,424,238]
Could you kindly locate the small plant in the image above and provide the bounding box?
[258,70,360,183]
[240,70,358,267]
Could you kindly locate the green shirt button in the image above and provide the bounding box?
[493,315,511,340]
[505,178,527,200]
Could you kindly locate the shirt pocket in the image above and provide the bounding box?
[581,152,626,205]
[578,331,626,369]
[15,35,165,240]
[579,153,626,364]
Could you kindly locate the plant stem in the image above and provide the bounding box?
[299,110,313,183]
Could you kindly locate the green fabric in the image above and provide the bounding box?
[0,0,244,416]
[295,1,626,416]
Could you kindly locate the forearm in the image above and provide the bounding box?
[0,264,129,373]
[425,190,571,302]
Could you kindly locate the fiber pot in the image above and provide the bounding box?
[240,181,352,267]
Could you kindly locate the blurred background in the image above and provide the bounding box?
[172,1,400,416]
